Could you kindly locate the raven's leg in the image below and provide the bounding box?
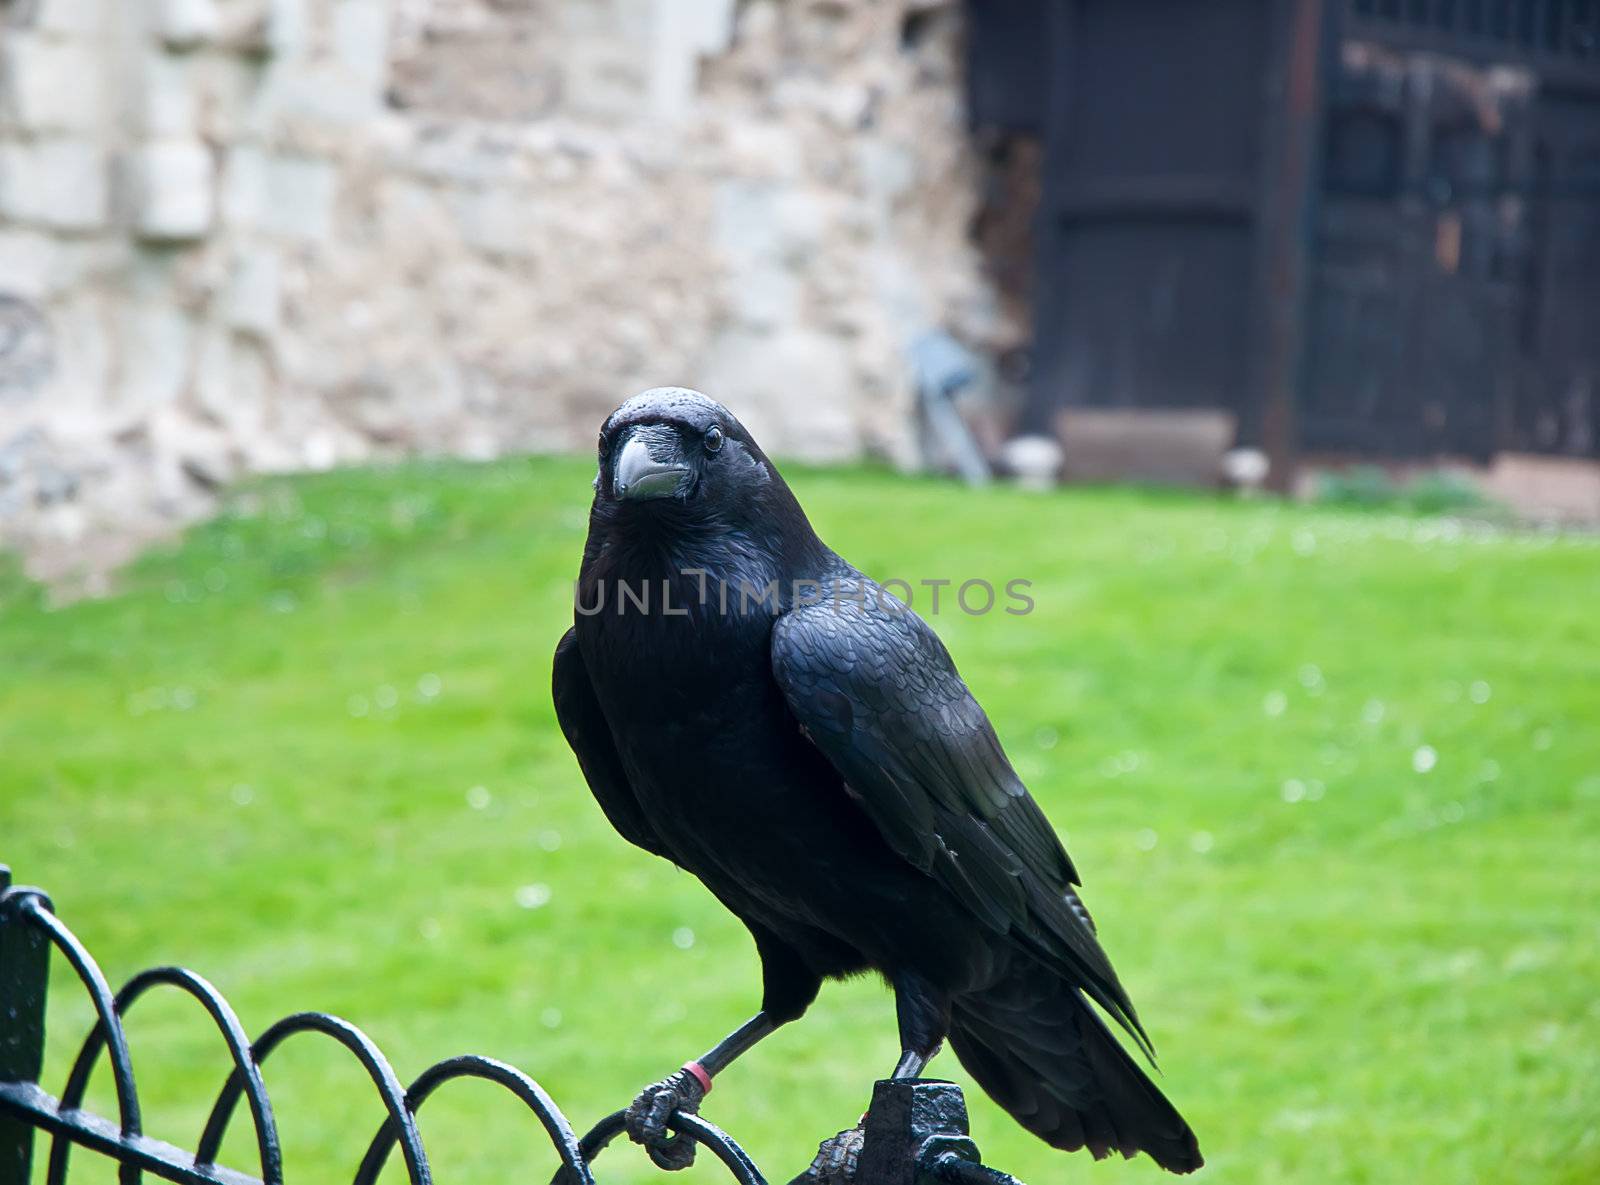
[698,1012,776,1073]
[891,970,952,1079]
[792,972,953,1185]
[627,925,823,1170]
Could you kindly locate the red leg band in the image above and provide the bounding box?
[683,1060,713,1095]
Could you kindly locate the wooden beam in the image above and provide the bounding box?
[1250,0,1340,492]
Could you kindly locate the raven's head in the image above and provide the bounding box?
[594,388,780,519]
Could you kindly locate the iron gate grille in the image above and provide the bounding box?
[1346,0,1600,68]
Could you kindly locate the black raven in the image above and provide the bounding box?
[552,388,1201,1174]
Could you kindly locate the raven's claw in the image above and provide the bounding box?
[624,1069,705,1171]
[788,1124,864,1185]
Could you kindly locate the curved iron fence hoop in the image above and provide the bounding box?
[354,1055,592,1185]
[20,896,143,1134]
[43,966,285,1185]
[675,1114,769,1185]
[572,1110,768,1185]
[197,1013,430,1185]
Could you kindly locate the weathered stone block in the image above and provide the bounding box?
[452,186,540,259]
[699,328,859,461]
[558,38,650,124]
[332,0,390,84]
[0,139,108,231]
[261,61,384,127]
[0,235,122,317]
[194,329,272,429]
[37,291,112,410]
[33,0,109,38]
[2,36,102,132]
[645,0,737,120]
[194,55,264,143]
[266,0,308,59]
[856,140,918,201]
[138,51,197,138]
[0,230,59,299]
[155,0,222,51]
[225,246,281,337]
[220,144,267,227]
[132,139,216,241]
[116,298,195,410]
[263,154,337,240]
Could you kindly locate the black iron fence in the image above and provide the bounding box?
[0,868,1019,1185]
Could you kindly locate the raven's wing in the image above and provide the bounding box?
[770,595,1152,1056]
[553,627,670,860]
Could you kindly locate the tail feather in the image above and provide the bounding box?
[949,959,1203,1174]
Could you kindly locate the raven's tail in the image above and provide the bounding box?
[948,958,1203,1174]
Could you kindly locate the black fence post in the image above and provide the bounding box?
[0,866,52,1185]
[855,1080,1018,1185]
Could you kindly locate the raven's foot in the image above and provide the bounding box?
[625,1069,706,1171]
[788,1124,864,1185]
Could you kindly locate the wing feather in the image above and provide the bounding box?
[770,591,1152,1058]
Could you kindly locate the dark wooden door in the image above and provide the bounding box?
[1306,45,1531,458]
[1024,0,1275,435]
[1517,89,1600,456]
[1305,1,1600,460]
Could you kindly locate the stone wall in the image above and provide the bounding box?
[0,0,1002,584]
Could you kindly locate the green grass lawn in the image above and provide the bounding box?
[2,457,1597,1185]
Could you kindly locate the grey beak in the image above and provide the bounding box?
[613,429,690,501]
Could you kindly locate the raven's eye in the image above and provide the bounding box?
[704,425,725,454]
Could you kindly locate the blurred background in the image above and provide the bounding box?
[1,2,1598,1184]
